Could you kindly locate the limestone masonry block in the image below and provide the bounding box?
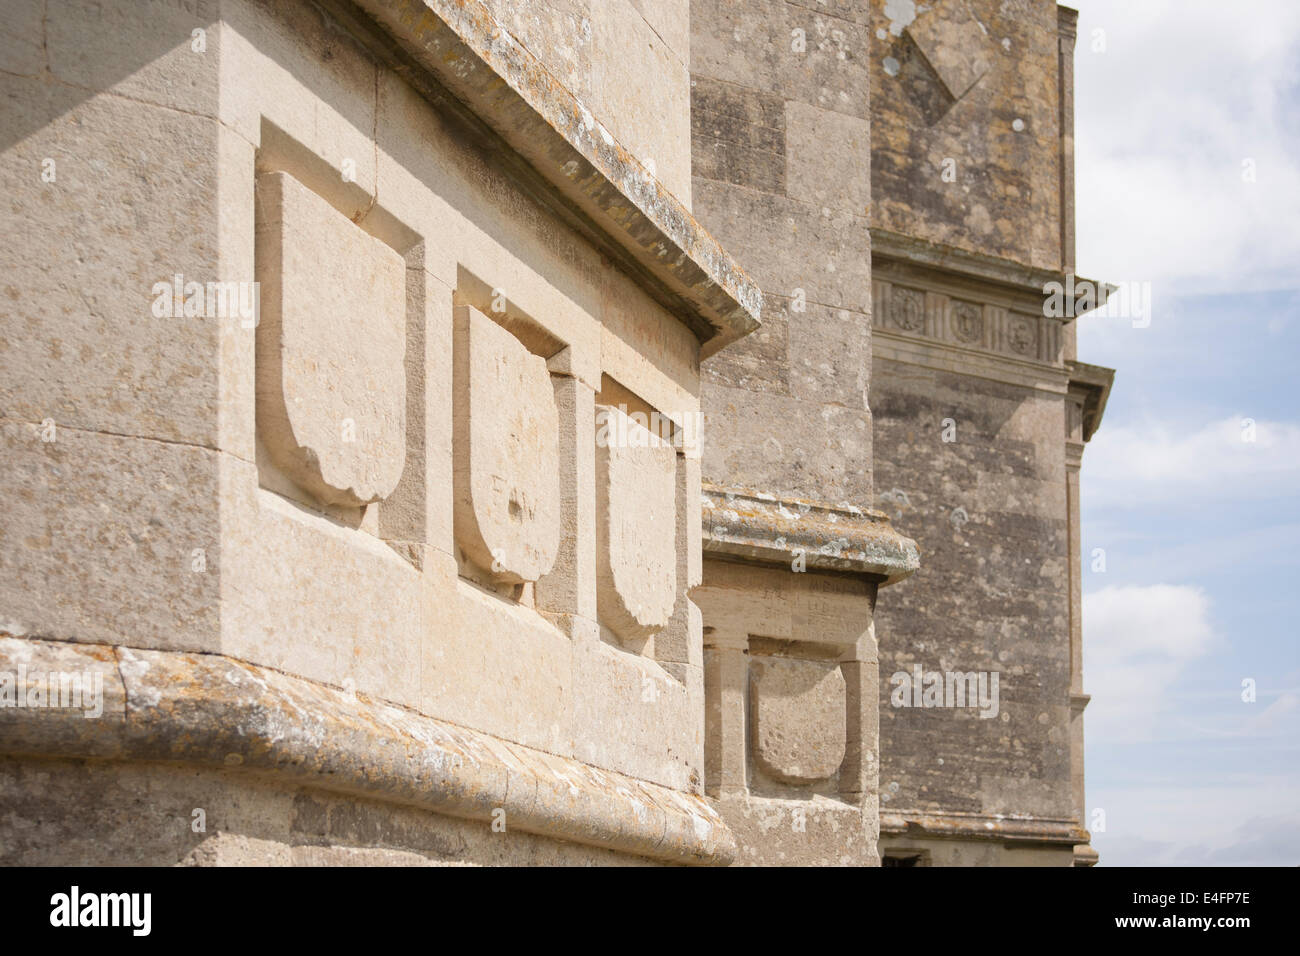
[594,404,678,642]
[453,304,561,583]
[254,170,407,507]
[0,73,224,448]
[0,422,222,652]
[750,656,847,785]
[785,101,871,214]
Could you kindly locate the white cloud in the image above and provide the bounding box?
[1083,584,1217,741]
[1092,786,1300,866]
[1083,416,1300,507]
[1073,0,1300,293]
[1247,691,1300,735]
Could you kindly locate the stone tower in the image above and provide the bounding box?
[866,0,1113,866]
[688,1,917,864]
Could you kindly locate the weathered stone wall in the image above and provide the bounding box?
[868,0,1107,865]
[690,0,874,504]
[871,357,1074,823]
[870,0,1064,271]
[479,0,693,204]
[0,0,757,865]
[687,1,918,865]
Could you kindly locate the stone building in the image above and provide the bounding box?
[0,0,1108,866]
[866,1,1113,866]
[0,0,757,865]
[688,0,917,865]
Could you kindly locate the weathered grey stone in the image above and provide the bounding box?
[692,178,872,313]
[785,100,871,215]
[869,2,1113,866]
[691,0,872,118]
[701,382,875,504]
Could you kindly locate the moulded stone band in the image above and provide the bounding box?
[346,0,761,356]
[881,811,1089,845]
[701,485,921,585]
[0,637,736,866]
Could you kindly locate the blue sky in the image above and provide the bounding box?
[1071,0,1300,865]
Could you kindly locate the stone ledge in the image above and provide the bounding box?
[713,793,878,866]
[872,228,1065,292]
[1074,844,1100,867]
[0,637,735,866]
[1067,360,1115,441]
[701,485,920,585]
[872,228,1110,313]
[872,327,1072,394]
[341,0,761,357]
[882,810,1089,845]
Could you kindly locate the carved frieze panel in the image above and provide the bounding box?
[1007,314,1037,356]
[453,304,561,583]
[873,279,1061,366]
[254,170,408,508]
[951,299,983,344]
[595,404,677,642]
[889,286,926,332]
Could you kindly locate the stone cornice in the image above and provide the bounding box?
[700,485,920,586]
[1058,5,1080,43]
[1067,360,1115,441]
[882,809,1089,845]
[338,0,761,357]
[871,228,1109,317]
[0,638,735,866]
